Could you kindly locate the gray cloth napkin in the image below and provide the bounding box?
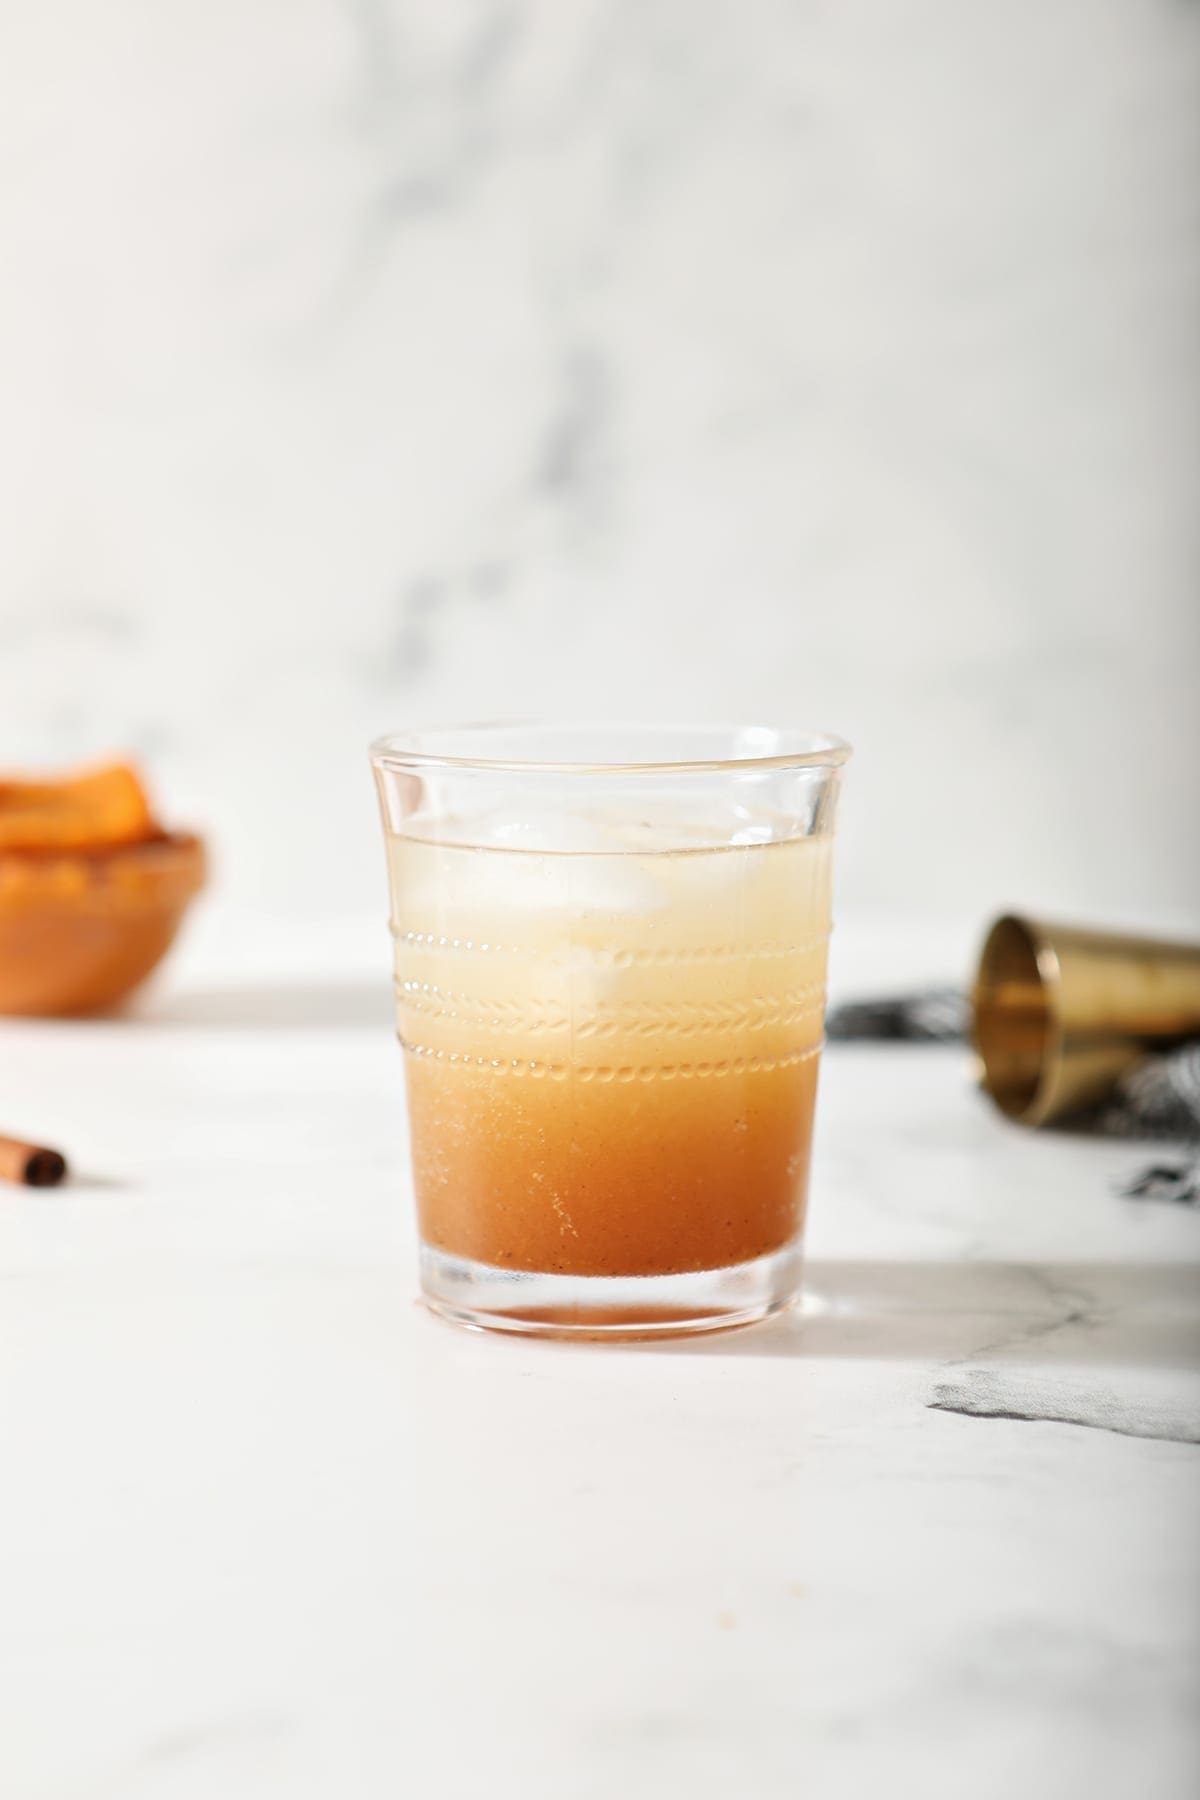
[825,989,1200,1194]
[825,988,972,1044]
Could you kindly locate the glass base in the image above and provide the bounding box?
[419,1240,803,1340]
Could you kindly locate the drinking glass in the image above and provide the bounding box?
[370,725,849,1338]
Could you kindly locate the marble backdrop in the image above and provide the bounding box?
[1,1,1197,928]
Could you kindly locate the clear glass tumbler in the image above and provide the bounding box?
[370,725,849,1339]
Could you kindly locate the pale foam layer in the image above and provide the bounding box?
[386,830,833,1066]
[390,810,829,925]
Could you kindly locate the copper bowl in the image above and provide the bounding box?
[0,832,207,1016]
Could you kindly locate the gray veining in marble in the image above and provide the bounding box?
[0,1,1197,931]
[0,991,1196,1798]
[930,1371,1200,1444]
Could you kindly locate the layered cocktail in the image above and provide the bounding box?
[372,727,848,1337]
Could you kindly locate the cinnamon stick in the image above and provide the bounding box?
[0,1135,68,1186]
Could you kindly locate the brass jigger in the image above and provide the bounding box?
[973,916,1200,1127]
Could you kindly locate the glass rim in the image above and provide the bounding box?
[370,721,852,777]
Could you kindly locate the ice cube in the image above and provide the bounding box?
[398,811,671,918]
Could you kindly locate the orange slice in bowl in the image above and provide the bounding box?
[0,761,157,851]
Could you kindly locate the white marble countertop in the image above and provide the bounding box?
[1,919,1197,1799]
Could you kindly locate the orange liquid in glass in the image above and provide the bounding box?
[388,829,831,1278]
